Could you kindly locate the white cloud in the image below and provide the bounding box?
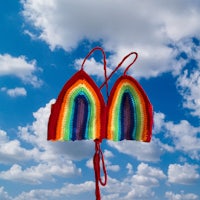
[104,150,114,158]
[14,181,94,200]
[0,129,39,164]
[165,191,199,200]
[0,54,42,87]
[172,38,200,118]
[126,163,133,175]
[168,163,200,185]
[107,139,163,162]
[0,187,12,200]
[177,68,200,118]
[0,161,80,184]
[165,120,200,159]
[0,129,81,184]
[153,111,200,160]
[127,163,166,190]
[102,163,166,200]
[21,0,200,79]
[153,112,166,134]
[106,165,120,172]
[1,87,27,97]
[137,163,166,179]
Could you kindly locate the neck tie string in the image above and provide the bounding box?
[81,47,109,99]
[99,52,138,89]
[93,139,107,200]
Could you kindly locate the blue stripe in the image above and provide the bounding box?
[72,94,88,140]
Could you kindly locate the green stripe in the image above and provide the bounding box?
[63,85,96,140]
[112,83,143,141]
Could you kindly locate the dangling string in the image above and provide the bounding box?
[81,47,109,98]
[82,47,108,200]
[82,49,138,200]
[99,52,138,89]
[93,139,107,200]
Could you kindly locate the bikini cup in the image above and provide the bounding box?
[47,47,107,141]
[47,47,153,142]
[105,53,153,142]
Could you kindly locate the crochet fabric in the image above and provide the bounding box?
[107,75,152,142]
[48,70,106,141]
[47,49,153,142]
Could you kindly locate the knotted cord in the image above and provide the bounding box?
[81,47,108,200]
[93,139,107,200]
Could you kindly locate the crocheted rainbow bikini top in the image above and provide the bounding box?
[48,47,153,142]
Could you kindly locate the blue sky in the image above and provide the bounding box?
[0,0,200,199]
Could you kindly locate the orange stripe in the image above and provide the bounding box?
[82,79,101,138]
[130,81,148,141]
[107,80,125,140]
[56,79,101,140]
[108,79,149,141]
[56,80,81,140]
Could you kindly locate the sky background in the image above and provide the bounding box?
[0,0,200,199]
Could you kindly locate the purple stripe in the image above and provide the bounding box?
[123,95,132,138]
[121,92,134,140]
[75,97,86,139]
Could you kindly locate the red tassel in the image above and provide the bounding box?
[93,139,107,200]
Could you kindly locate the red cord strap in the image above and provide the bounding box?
[81,47,109,99]
[100,52,138,89]
[93,139,107,200]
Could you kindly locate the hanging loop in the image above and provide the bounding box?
[81,47,109,98]
[123,52,138,75]
[100,52,138,89]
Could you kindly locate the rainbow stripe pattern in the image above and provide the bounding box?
[107,76,153,142]
[48,71,153,142]
[48,70,106,141]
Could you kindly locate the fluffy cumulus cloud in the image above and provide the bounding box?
[1,87,27,97]
[0,54,42,87]
[0,182,95,200]
[168,163,200,185]
[0,161,79,184]
[175,39,200,118]
[21,0,200,79]
[153,112,200,160]
[165,120,200,159]
[101,163,166,200]
[0,187,12,200]
[15,182,94,200]
[177,70,200,117]
[0,129,39,164]
[0,100,97,185]
[87,156,166,199]
[108,139,163,162]
[0,128,80,184]
[165,191,199,200]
